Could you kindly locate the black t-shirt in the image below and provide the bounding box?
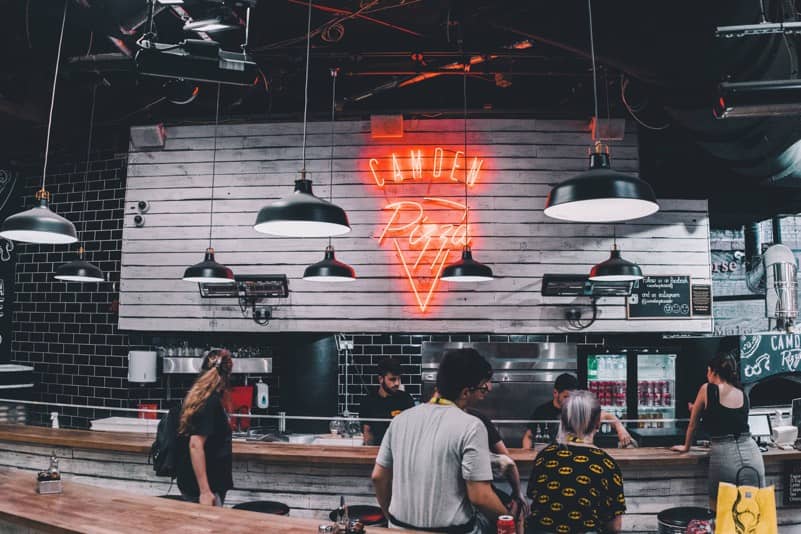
[359,388,415,445]
[465,408,503,449]
[177,391,233,497]
[527,442,626,533]
[527,401,561,442]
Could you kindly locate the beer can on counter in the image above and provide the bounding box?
[497,515,515,534]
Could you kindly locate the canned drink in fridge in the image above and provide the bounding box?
[497,515,515,534]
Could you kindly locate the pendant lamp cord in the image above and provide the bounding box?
[328,67,338,248]
[587,0,599,127]
[42,0,68,192]
[612,224,617,250]
[208,83,221,248]
[300,0,313,172]
[78,83,97,251]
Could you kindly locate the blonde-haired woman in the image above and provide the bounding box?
[526,390,626,533]
[176,349,234,506]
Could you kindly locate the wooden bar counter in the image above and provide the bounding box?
[0,467,425,534]
[1,425,800,532]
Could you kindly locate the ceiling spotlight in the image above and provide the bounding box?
[183,18,237,33]
[715,21,801,39]
[714,79,801,119]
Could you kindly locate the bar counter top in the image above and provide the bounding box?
[1,423,800,467]
[0,467,419,534]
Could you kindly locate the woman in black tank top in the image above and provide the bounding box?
[669,351,765,510]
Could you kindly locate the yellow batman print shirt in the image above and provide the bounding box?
[527,443,626,533]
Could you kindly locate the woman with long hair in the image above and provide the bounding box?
[176,348,234,506]
[671,350,765,510]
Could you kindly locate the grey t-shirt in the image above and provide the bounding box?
[376,403,493,529]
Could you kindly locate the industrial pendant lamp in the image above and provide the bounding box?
[0,0,77,245]
[303,69,356,282]
[543,0,659,223]
[54,84,104,282]
[589,229,643,282]
[253,0,350,238]
[182,84,234,284]
[442,59,494,283]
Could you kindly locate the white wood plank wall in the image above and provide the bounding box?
[120,118,712,333]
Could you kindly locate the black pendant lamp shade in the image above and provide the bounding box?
[54,246,103,282]
[588,246,643,282]
[0,191,77,245]
[442,246,494,282]
[544,146,659,223]
[2,2,77,245]
[303,245,356,282]
[254,176,351,237]
[182,247,234,283]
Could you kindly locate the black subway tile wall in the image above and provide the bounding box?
[11,151,130,428]
[8,152,281,428]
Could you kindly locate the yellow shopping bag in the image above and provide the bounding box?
[715,467,777,534]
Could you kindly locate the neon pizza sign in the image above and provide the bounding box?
[369,147,485,312]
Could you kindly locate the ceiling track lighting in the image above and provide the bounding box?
[182,83,235,284]
[253,0,351,238]
[442,35,493,283]
[543,0,659,223]
[183,18,237,33]
[303,68,356,282]
[55,84,104,283]
[713,79,801,119]
[0,0,77,245]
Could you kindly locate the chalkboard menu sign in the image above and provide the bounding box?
[785,461,801,506]
[626,276,691,319]
[740,332,801,384]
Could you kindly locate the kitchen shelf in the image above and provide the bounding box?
[162,357,272,374]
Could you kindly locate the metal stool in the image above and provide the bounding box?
[233,501,290,515]
[657,507,714,534]
[158,495,186,501]
[328,504,386,526]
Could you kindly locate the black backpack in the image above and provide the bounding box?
[149,405,181,478]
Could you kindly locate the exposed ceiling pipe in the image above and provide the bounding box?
[344,51,502,103]
[744,218,798,331]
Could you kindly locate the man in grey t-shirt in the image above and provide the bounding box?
[372,349,506,533]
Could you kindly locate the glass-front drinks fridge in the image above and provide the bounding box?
[579,348,678,430]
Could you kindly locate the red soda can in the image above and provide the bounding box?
[497,515,515,534]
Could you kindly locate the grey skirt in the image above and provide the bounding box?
[708,435,766,503]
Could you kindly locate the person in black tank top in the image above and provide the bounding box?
[670,351,765,510]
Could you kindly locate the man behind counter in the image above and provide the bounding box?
[359,358,415,446]
[522,373,632,448]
